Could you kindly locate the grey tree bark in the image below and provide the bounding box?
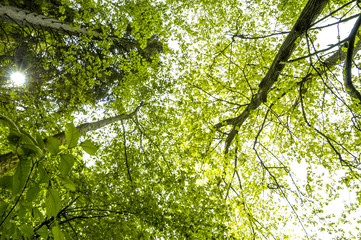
[0,4,127,43]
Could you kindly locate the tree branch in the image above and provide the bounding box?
[121,120,132,182]
[0,4,129,44]
[0,102,144,175]
[344,14,361,102]
[214,0,329,153]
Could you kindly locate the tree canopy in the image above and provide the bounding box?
[1,0,361,239]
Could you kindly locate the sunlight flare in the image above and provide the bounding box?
[10,71,26,85]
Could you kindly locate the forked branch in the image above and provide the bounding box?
[214,0,329,153]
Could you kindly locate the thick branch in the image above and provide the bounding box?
[0,102,144,175]
[216,25,361,143]
[344,14,361,101]
[214,0,329,153]
[0,4,127,44]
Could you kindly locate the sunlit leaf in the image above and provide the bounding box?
[26,184,41,203]
[65,122,80,149]
[37,226,49,239]
[13,157,31,194]
[62,178,76,191]
[37,163,49,184]
[52,225,65,240]
[36,133,45,150]
[46,188,61,217]
[46,137,60,155]
[19,224,33,237]
[59,154,75,177]
[80,139,98,155]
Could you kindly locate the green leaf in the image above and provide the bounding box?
[65,122,80,149]
[52,225,65,240]
[0,202,9,216]
[18,203,30,219]
[37,225,48,239]
[63,231,73,240]
[20,144,42,155]
[32,207,45,222]
[7,132,21,146]
[19,224,34,237]
[20,133,35,145]
[60,154,75,177]
[13,157,31,194]
[59,5,66,14]
[37,163,49,184]
[26,184,41,203]
[46,137,60,155]
[62,178,76,191]
[80,139,99,155]
[36,133,45,150]
[46,188,61,217]
[0,176,13,190]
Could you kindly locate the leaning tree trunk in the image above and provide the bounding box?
[0,102,143,175]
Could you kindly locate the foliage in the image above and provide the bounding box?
[1,0,361,239]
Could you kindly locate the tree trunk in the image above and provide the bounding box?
[0,102,143,175]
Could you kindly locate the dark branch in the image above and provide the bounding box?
[214,0,330,153]
[344,14,361,102]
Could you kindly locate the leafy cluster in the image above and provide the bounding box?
[1,0,361,239]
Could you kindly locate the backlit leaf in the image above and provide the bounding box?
[80,139,98,155]
[65,123,80,149]
[13,157,31,195]
[59,154,75,177]
[46,188,61,217]
[46,137,60,155]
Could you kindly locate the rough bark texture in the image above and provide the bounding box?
[0,102,143,175]
[214,0,329,153]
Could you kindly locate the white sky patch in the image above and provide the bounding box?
[314,17,357,53]
[10,71,26,86]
